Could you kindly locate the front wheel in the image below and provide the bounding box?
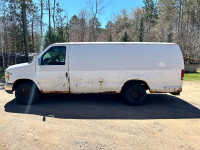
[15,83,40,105]
[122,84,147,106]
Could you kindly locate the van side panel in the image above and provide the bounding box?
[69,44,184,93]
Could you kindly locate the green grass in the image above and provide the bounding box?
[184,72,200,81]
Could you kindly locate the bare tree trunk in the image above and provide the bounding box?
[4,27,7,67]
[15,37,17,64]
[53,0,56,29]
[13,3,17,64]
[197,0,200,31]
[40,0,43,37]
[1,12,6,68]
[31,16,34,52]
[7,34,10,65]
[22,0,29,62]
[178,0,182,34]
[1,11,7,68]
[48,0,51,31]
[0,24,4,69]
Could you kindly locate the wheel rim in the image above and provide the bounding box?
[20,87,31,99]
[129,89,143,101]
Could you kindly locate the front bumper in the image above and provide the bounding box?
[4,83,13,94]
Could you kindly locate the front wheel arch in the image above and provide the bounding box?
[13,79,39,91]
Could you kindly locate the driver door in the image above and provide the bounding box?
[36,45,69,93]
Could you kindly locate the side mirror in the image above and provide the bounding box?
[38,57,42,65]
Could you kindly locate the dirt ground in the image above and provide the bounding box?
[0,81,200,150]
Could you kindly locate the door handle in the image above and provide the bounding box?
[66,72,68,77]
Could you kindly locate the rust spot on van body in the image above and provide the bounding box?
[40,90,118,94]
[99,81,103,90]
[177,88,182,93]
[40,90,71,94]
[99,91,118,94]
[150,87,182,94]
[98,77,104,91]
[170,88,182,95]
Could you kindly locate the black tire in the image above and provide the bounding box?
[122,84,147,106]
[15,82,40,105]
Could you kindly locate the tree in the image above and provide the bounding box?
[88,0,104,41]
[40,0,44,37]
[29,3,39,52]
[0,13,5,69]
[78,10,87,42]
[143,0,158,41]
[130,7,144,42]
[120,31,130,42]
[44,28,55,47]
[89,17,101,41]
[139,17,144,42]
[65,22,70,42]
[55,2,66,41]
[47,0,51,31]
[21,0,29,62]
[105,21,113,41]
[143,0,158,25]
[52,0,56,29]
[69,15,79,41]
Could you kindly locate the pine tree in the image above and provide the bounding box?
[139,17,144,42]
[120,31,130,42]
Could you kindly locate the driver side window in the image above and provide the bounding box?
[42,46,66,65]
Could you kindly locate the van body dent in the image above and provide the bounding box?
[4,42,184,105]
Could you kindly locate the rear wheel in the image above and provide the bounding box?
[123,84,147,105]
[15,82,40,105]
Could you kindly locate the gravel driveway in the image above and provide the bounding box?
[0,81,200,150]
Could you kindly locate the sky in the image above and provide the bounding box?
[41,0,144,28]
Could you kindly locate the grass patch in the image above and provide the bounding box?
[184,72,200,81]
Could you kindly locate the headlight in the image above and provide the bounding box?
[5,72,9,83]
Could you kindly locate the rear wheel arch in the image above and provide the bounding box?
[121,80,150,93]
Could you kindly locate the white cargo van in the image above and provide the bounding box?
[4,42,184,105]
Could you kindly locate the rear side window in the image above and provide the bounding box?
[42,46,66,65]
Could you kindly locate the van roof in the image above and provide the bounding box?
[52,42,177,46]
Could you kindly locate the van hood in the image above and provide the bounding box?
[6,63,30,72]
